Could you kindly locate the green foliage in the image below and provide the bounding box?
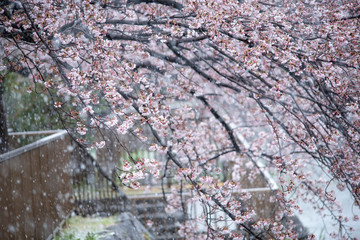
[3,72,62,132]
[53,216,117,240]
[53,232,80,240]
[84,232,97,240]
[53,231,97,240]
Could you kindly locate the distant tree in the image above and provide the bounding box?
[1,0,359,239]
[3,72,63,132]
[0,68,65,150]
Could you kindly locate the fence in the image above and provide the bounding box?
[0,128,291,239]
[0,130,73,240]
[82,134,281,238]
[76,130,282,238]
[71,145,128,216]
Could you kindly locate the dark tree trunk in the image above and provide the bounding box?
[0,81,9,153]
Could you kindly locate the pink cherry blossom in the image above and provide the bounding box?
[1,0,360,238]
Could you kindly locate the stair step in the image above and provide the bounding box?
[148,223,180,233]
[128,196,185,238]
[136,212,184,221]
[155,235,184,240]
[131,202,166,209]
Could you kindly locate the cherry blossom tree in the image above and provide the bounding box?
[1,0,360,238]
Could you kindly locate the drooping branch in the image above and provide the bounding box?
[197,95,241,153]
